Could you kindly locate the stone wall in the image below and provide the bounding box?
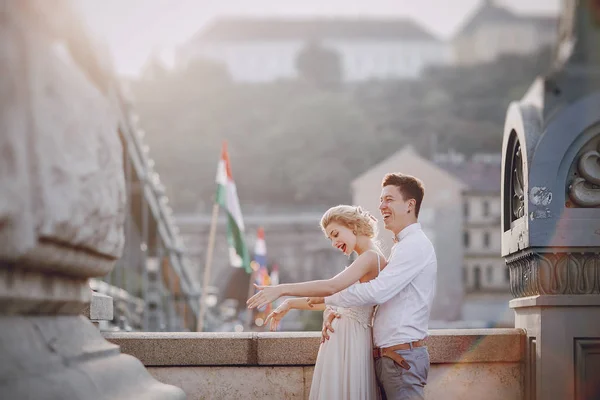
[105,328,525,400]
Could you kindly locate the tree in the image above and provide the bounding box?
[128,45,553,212]
[296,41,342,89]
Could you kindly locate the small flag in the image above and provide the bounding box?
[254,227,267,268]
[255,266,271,314]
[269,264,282,330]
[215,142,251,273]
[270,264,279,286]
[253,227,271,313]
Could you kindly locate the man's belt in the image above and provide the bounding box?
[372,340,425,370]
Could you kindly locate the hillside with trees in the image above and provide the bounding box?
[128,46,552,213]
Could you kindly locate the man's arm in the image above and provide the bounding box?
[325,241,425,308]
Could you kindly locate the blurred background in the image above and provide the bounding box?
[76,0,560,333]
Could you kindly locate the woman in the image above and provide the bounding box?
[247,205,387,400]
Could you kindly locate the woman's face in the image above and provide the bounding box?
[325,221,357,256]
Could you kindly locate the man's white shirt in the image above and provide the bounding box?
[325,222,437,348]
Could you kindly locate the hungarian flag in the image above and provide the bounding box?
[216,142,251,273]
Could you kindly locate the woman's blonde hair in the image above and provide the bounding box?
[320,205,378,238]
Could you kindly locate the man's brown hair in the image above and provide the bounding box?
[382,173,425,217]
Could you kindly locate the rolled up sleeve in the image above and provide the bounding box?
[325,241,425,307]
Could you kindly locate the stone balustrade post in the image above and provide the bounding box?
[82,290,114,328]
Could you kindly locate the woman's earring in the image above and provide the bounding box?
[353,230,357,235]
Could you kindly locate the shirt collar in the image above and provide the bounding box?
[393,223,421,243]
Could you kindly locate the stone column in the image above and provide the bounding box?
[0,1,184,398]
[501,1,600,399]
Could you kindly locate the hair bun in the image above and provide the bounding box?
[320,205,378,239]
[356,206,377,222]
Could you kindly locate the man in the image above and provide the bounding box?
[323,173,437,400]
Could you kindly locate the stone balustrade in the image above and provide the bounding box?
[104,328,525,400]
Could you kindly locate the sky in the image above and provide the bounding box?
[76,0,560,76]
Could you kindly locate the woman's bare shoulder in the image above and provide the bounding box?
[362,250,388,273]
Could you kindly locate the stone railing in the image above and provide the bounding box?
[104,329,525,400]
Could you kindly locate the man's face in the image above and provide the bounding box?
[379,185,411,235]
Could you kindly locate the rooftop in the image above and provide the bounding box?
[455,0,557,38]
[192,17,441,43]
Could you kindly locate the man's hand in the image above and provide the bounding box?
[307,297,324,307]
[321,307,341,343]
[247,284,283,309]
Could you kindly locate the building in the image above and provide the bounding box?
[453,0,556,66]
[351,146,467,323]
[176,17,451,83]
[435,151,513,327]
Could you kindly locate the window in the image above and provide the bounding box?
[464,231,470,248]
[473,265,481,291]
[487,265,494,283]
[483,200,490,217]
[463,201,469,218]
[483,232,491,248]
[463,266,468,284]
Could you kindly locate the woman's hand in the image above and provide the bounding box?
[264,300,291,331]
[247,284,284,309]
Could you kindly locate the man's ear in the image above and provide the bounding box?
[408,199,416,213]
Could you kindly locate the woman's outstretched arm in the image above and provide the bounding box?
[247,251,378,310]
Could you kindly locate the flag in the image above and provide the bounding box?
[269,264,282,330]
[216,142,251,273]
[253,227,271,313]
[255,267,271,315]
[255,266,271,288]
[254,227,267,268]
[270,264,279,286]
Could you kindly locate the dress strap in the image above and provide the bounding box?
[369,249,381,274]
[369,251,382,332]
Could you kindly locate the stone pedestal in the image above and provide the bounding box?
[501,2,600,399]
[0,1,184,398]
[510,295,600,400]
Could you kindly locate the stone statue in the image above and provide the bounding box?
[0,1,185,398]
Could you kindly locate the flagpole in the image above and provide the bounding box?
[197,202,219,332]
